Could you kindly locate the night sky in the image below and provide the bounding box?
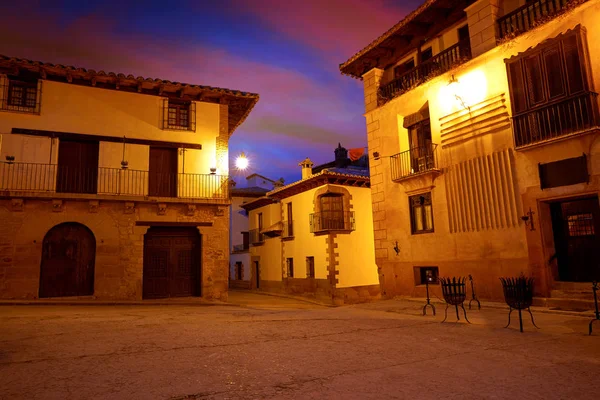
[1,0,422,184]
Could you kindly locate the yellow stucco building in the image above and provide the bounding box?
[241,146,380,304]
[341,0,600,306]
[0,55,258,301]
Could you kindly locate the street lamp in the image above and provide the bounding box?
[235,152,249,171]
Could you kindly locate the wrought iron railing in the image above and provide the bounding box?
[390,143,438,181]
[0,162,229,199]
[282,220,294,238]
[249,228,264,244]
[232,243,249,252]
[309,212,355,233]
[378,41,472,104]
[497,0,580,40]
[513,92,600,148]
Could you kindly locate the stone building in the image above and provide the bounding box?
[229,174,277,289]
[0,55,258,300]
[241,145,380,304]
[340,0,600,306]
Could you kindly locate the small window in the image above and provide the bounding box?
[306,257,315,278]
[162,98,196,131]
[415,267,439,285]
[410,192,434,234]
[3,78,38,113]
[286,258,294,278]
[567,213,595,236]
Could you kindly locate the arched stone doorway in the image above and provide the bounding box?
[39,222,96,298]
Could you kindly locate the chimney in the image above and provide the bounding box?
[334,143,349,168]
[273,178,285,188]
[299,157,314,180]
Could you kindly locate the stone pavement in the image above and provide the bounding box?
[1,292,599,400]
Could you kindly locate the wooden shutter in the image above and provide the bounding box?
[161,98,169,129]
[543,46,565,100]
[562,34,585,95]
[507,61,527,114]
[189,101,196,131]
[524,55,546,106]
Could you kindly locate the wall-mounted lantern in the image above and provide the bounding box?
[521,207,536,231]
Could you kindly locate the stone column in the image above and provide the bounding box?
[465,0,503,58]
[362,68,384,113]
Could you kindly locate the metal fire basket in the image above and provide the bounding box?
[589,281,599,336]
[500,276,539,333]
[439,277,470,323]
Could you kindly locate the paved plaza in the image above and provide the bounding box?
[1,292,599,400]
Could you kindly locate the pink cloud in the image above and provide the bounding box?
[229,0,412,60]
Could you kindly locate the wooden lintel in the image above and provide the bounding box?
[135,221,213,227]
[11,128,202,150]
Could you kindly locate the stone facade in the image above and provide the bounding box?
[0,198,229,300]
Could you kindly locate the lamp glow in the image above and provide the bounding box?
[235,152,249,170]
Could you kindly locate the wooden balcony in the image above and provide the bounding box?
[0,163,229,200]
[378,41,472,105]
[497,0,583,40]
[513,92,600,148]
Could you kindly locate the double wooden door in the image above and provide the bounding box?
[143,227,201,299]
[39,223,96,298]
[552,197,600,282]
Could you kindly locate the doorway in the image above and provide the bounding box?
[56,140,99,194]
[254,261,260,289]
[550,196,600,282]
[143,227,201,299]
[148,147,178,197]
[39,223,96,298]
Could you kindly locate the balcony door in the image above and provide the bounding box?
[56,140,99,194]
[408,119,433,173]
[149,147,178,197]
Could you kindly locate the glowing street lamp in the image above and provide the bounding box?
[235,152,249,171]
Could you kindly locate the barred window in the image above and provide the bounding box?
[8,81,37,108]
[162,98,196,131]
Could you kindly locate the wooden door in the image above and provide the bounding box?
[39,223,96,298]
[56,140,99,194]
[254,261,260,289]
[148,147,178,197]
[552,197,600,282]
[143,227,200,299]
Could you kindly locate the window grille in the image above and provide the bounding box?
[0,75,42,114]
[161,98,196,131]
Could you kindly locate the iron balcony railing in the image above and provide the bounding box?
[497,0,579,40]
[282,220,294,238]
[0,163,229,200]
[378,40,472,105]
[309,212,355,233]
[390,144,438,181]
[232,243,249,252]
[513,92,600,148]
[249,228,264,244]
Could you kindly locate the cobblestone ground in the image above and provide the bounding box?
[1,292,599,400]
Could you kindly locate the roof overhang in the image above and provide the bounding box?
[268,172,370,200]
[0,55,259,135]
[339,0,474,79]
[240,197,278,212]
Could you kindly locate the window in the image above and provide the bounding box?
[506,27,597,147]
[567,213,595,236]
[285,202,294,237]
[394,59,415,78]
[415,267,439,285]
[410,192,434,234]
[421,47,433,63]
[286,258,294,278]
[162,98,196,131]
[306,257,315,278]
[2,78,39,113]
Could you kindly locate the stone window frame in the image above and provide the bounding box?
[311,185,354,235]
[409,192,434,234]
[286,257,294,278]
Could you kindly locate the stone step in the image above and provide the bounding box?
[552,281,596,292]
[550,289,594,300]
[534,297,596,312]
